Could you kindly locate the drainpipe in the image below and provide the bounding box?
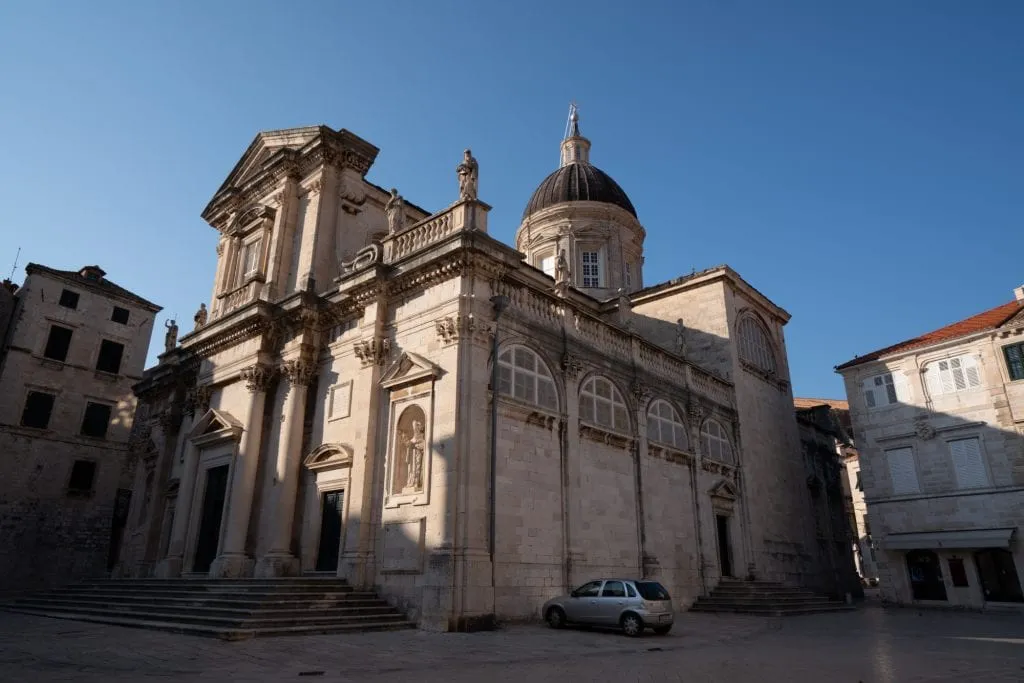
[488,295,509,562]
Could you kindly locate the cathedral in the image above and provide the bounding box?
[118,110,826,630]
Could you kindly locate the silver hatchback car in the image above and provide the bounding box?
[542,578,674,636]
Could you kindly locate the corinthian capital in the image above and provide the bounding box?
[240,363,272,393]
[280,358,315,387]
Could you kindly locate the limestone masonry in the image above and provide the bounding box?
[113,113,844,629]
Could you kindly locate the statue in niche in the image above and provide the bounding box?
[163,319,178,353]
[456,148,479,201]
[555,249,570,285]
[385,188,405,234]
[675,318,687,356]
[393,405,427,494]
[193,303,208,329]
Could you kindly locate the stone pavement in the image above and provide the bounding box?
[1,606,1022,682]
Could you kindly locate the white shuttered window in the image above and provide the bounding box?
[863,372,909,409]
[885,447,920,495]
[924,355,983,397]
[948,437,988,489]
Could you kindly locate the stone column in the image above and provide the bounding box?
[156,437,199,578]
[255,358,314,577]
[210,364,270,578]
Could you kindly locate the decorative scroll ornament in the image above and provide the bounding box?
[561,353,584,380]
[433,314,489,345]
[353,337,391,367]
[340,242,382,275]
[914,414,936,441]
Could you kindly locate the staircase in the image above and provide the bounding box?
[689,579,855,616]
[1,577,414,640]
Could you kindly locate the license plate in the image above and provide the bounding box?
[659,614,671,622]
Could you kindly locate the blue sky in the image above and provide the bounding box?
[1,1,1021,399]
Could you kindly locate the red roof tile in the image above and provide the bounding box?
[794,397,849,411]
[836,300,1022,371]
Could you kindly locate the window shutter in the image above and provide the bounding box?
[949,438,988,489]
[892,372,911,403]
[862,379,876,408]
[962,355,982,388]
[886,447,920,495]
[924,366,942,398]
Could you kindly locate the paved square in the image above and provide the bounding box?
[0,607,1022,682]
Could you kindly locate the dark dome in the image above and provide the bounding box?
[522,162,637,220]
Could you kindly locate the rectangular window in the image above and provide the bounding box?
[95,340,125,374]
[539,254,555,278]
[43,325,73,362]
[80,402,112,439]
[239,239,262,283]
[948,437,988,489]
[581,251,600,288]
[862,371,908,409]
[111,306,130,324]
[1004,343,1024,381]
[885,447,920,495]
[59,289,80,309]
[20,391,55,429]
[926,355,982,396]
[948,558,969,587]
[67,460,97,495]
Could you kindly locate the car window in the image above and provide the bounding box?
[574,581,603,598]
[625,582,637,598]
[636,581,671,600]
[601,581,626,597]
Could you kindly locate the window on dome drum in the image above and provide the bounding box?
[59,289,80,310]
[646,400,688,451]
[862,371,909,409]
[737,316,776,374]
[581,251,601,288]
[924,355,982,396]
[539,253,555,278]
[700,419,733,463]
[580,376,629,432]
[497,345,558,410]
[1003,342,1024,381]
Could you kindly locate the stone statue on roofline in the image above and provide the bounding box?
[385,188,405,234]
[456,148,478,201]
[193,303,207,330]
[164,319,178,353]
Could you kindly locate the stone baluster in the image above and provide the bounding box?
[255,358,314,577]
[210,363,271,577]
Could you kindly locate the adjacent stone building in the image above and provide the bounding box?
[117,112,831,630]
[0,264,160,593]
[837,289,1024,609]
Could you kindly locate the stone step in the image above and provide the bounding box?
[62,582,355,594]
[710,588,817,597]
[18,594,388,610]
[46,588,371,600]
[14,598,397,620]
[694,596,835,606]
[689,603,855,616]
[2,609,415,641]
[5,604,408,629]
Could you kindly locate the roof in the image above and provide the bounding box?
[835,300,1022,371]
[794,397,849,411]
[522,162,637,220]
[25,263,162,311]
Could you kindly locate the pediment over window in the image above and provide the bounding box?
[230,204,276,234]
[188,408,243,445]
[380,352,443,389]
[304,443,354,472]
[708,479,738,501]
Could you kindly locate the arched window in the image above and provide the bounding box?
[646,399,689,451]
[498,345,558,411]
[701,419,734,463]
[579,376,629,432]
[737,315,776,374]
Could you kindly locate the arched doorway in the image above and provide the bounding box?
[906,550,947,601]
[974,549,1023,603]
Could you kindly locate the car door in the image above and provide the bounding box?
[564,580,604,622]
[595,580,628,624]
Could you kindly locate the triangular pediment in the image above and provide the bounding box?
[708,479,738,500]
[304,443,354,472]
[189,408,243,444]
[380,352,443,389]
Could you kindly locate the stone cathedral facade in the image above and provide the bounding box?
[118,114,825,630]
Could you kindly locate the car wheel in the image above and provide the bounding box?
[546,607,566,629]
[620,612,644,637]
[653,625,672,635]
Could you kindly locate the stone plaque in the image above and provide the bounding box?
[329,381,352,420]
